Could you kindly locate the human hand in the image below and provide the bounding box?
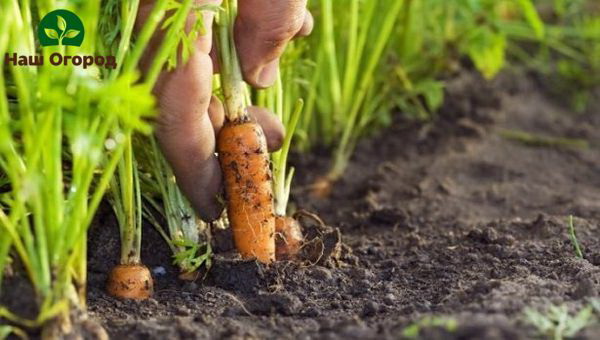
[136,0,313,222]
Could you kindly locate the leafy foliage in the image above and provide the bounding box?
[0,2,153,329]
[0,0,205,332]
[525,304,596,340]
[171,239,212,274]
[282,0,598,181]
[139,136,213,275]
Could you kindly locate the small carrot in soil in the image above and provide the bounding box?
[310,176,334,198]
[107,135,154,299]
[178,270,200,281]
[260,77,305,259]
[275,215,304,260]
[216,0,276,263]
[106,264,153,300]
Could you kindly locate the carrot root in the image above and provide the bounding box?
[106,264,153,300]
[178,270,200,281]
[275,215,304,261]
[217,119,276,263]
[310,176,333,198]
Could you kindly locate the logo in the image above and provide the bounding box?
[5,9,116,69]
[38,9,85,47]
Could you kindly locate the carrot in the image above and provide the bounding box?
[106,264,153,300]
[311,176,334,198]
[178,270,200,281]
[275,215,304,260]
[216,0,277,263]
[217,118,276,263]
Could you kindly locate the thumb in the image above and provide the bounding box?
[235,0,312,88]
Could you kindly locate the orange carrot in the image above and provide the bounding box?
[275,215,304,260]
[178,270,200,281]
[217,118,276,263]
[106,264,153,300]
[311,176,334,198]
[216,0,277,263]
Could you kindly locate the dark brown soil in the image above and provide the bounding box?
[84,71,599,339]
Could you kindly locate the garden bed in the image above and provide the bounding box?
[86,70,600,339]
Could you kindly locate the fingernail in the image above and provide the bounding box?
[255,60,279,88]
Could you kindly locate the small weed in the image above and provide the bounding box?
[500,130,589,150]
[402,316,458,338]
[567,215,584,259]
[591,299,600,314]
[0,325,27,340]
[525,304,595,340]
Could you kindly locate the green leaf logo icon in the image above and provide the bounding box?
[44,28,59,40]
[38,9,85,47]
[57,15,66,31]
[64,30,80,39]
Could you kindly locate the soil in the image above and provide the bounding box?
[83,70,600,339]
[4,69,598,339]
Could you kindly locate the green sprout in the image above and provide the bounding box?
[591,299,600,314]
[0,325,27,340]
[525,304,595,340]
[402,316,458,338]
[256,74,304,216]
[567,215,584,259]
[171,238,212,276]
[108,136,144,267]
[311,0,404,182]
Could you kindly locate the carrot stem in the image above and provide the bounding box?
[217,0,247,121]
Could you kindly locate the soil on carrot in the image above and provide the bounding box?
[84,70,600,339]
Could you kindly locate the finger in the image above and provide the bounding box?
[247,106,285,152]
[150,1,224,222]
[295,10,314,38]
[209,46,220,72]
[155,54,224,222]
[208,95,225,135]
[235,0,309,88]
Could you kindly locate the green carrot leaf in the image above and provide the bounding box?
[466,28,507,79]
[516,0,545,39]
